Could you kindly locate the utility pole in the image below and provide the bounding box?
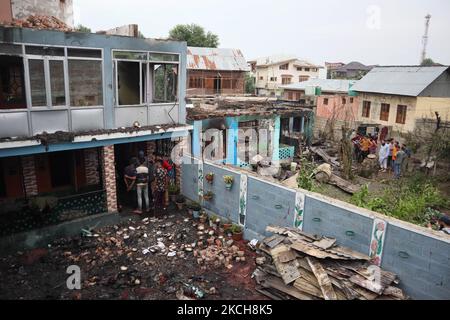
[421,14,431,64]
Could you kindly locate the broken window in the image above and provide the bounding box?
[69,59,103,106]
[29,59,47,106]
[153,64,178,102]
[362,101,371,118]
[117,61,140,105]
[0,55,26,109]
[49,60,65,106]
[380,103,390,121]
[293,117,302,132]
[396,105,407,124]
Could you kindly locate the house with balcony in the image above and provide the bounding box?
[0,25,191,237]
[248,55,322,97]
[186,47,250,96]
[351,65,450,137]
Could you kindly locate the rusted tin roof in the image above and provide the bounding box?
[187,47,250,71]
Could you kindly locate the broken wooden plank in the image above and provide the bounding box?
[291,241,350,260]
[348,273,385,295]
[259,273,318,300]
[312,237,336,250]
[310,146,340,167]
[306,257,337,300]
[293,277,323,299]
[278,250,297,263]
[328,173,361,194]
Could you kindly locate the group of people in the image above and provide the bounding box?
[123,151,176,215]
[378,139,411,178]
[351,132,411,179]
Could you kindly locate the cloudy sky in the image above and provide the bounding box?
[74,0,450,66]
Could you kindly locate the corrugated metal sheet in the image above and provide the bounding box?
[249,55,320,68]
[187,47,250,71]
[281,79,356,93]
[351,66,449,97]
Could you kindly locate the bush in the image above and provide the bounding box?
[296,158,317,192]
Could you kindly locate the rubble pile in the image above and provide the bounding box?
[253,226,408,300]
[4,15,73,32]
[0,213,260,300]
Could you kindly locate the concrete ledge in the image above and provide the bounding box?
[0,212,138,255]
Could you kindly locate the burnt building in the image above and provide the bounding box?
[187,47,250,96]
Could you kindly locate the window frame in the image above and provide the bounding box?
[362,100,371,118]
[380,103,390,121]
[396,104,407,124]
[112,49,180,107]
[0,49,27,111]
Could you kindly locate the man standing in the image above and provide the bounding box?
[402,144,412,173]
[154,159,168,214]
[134,160,150,214]
[124,158,138,210]
[378,140,389,172]
[394,146,406,179]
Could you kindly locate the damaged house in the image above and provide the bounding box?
[0,25,191,237]
[186,47,250,96]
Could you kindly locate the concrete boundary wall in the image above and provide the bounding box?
[181,157,450,299]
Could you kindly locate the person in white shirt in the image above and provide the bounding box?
[134,162,150,214]
[378,140,390,172]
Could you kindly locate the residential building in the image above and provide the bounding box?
[330,61,373,80]
[186,47,250,96]
[0,0,74,26]
[325,61,345,79]
[0,25,190,237]
[187,96,315,171]
[248,55,322,97]
[281,79,359,140]
[351,65,450,135]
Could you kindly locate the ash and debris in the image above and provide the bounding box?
[1,15,73,32]
[0,210,266,300]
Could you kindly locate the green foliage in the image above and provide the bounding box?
[223,175,234,184]
[296,158,317,192]
[420,58,439,66]
[168,183,179,195]
[230,224,242,234]
[168,24,219,47]
[350,175,448,226]
[245,73,256,94]
[76,24,91,33]
[138,31,145,39]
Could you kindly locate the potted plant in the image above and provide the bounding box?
[230,224,243,241]
[175,194,185,210]
[168,183,180,202]
[223,175,234,190]
[188,201,201,218]
[203,191,214,201]
[205,172,214,183]
[222,218,233,232]
[199,211,208,224]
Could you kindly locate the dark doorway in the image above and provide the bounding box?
[214,76,222,93]
[49,151,72,188]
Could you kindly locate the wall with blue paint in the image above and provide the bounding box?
[181,159,450,299]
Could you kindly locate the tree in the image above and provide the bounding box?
[244,73,255,94]
[76,24,91,33]
[421,58,440,66]
[138,31,145,39]
[168,24,219,47]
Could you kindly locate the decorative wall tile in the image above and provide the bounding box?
[198,160,204,199]
[294,191,305,230]
[369,218,388,266]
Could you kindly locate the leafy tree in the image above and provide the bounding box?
[76,24,91,33]
[421,58,439,66]
[244,73,255,94]
[138,31,145,39]
[168,24,219,47]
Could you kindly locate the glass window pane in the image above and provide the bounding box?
[0,55,26,109]
[49,60,65,106]
[149,53,179,62]
[29,59,47,106]
[68,60,103,106]
[0,43,22,55]
[117,61,140,105]
[113,51,147,60]
[67,48,102,58]
[153,64,178,103]
[26,46,64,56]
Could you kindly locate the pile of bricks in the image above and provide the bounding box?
[193,223,246,269]
[5,15,73,32]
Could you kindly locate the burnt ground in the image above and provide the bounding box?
[0,207,266,300]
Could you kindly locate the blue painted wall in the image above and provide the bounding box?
[181,160,450,299]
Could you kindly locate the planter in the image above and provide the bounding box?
[225,183,233,190]
[170,194,177,203]
[232,232,243,241]
[199,216,207,224]
[205,174,214,184]
[192,210,200,219]
[223,223,232,232]
[203,194,213,201]
[176,202,184,210]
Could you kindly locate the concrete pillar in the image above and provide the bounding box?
[101,145,117,213]
[225,117,238,165]
[84,148,100,186]
[21,155,38,197]
[193,120,203,159]
[272,115,281,162]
